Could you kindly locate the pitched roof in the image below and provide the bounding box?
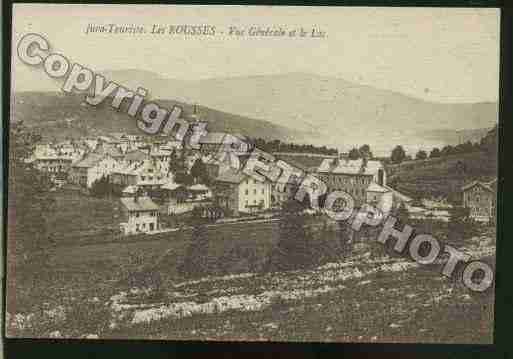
[486,178,498,191]
[98,135,117,143]
[188,184,209,192]
[318,158,383,176]
[162,181,183,191]
[120,196,159,211]
[95,144,123,157]
[199,132,227,144]
[72,153,104,168]
[383,185,412,203]
[150,149,172,157]
[366,182,390,193]
[124,149,150,162]
[215,168,247,184]
[112,163,138,175]
[462,180,497,193]
[122,185,138,194]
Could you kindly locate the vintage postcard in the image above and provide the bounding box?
[6,4,499,343]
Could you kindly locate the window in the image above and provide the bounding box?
[245,200,248,207]
[254,189,257,195]
[245,189,248,195]
[262,189,265,195]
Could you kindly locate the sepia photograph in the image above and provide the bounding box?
[5,4,499,343]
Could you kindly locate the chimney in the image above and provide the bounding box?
[361,157,368,173]
[331,157,340,169]
[378,168,384,186]
[191,103,200,123]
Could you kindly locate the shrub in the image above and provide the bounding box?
[61,295,112,337]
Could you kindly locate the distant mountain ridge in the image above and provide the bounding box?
[12,70,498,155]
[99,70,498,154]
[11,91,308,143]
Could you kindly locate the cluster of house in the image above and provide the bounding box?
[27,132,410,234]
[26,128,496,236]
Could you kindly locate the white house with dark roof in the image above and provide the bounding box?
[122,149,151,167]
[93,141,124,160]
[365,182,393,211]
[27,142,87,185]
[110,162,139,187]
[28,150,73,179]
[214,168,271,216]
[69,153,119,188]
[119,195,160,235]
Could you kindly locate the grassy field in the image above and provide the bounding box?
[45,189,120,242]
[111,255,495,343]
[387,151,497,200]
[48,220,282,278]
[8,220,494,342]
[12,190,334,313]
[8,219,287,312]
[7,188,496,343]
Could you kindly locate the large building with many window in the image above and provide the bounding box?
[119,196,160,235]
[213,168,272,216]
[316,157,387,206]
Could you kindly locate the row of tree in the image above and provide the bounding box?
[347,144,373,160]
[177,199,336,278]
[389,125,498,164]
[169,149,210,186]
[8,122,56,305]
[251,137,338,155]
[176,189,485,279]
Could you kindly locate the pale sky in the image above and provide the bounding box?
[12,4,500,103]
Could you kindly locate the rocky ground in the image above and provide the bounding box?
[7,234,494,343]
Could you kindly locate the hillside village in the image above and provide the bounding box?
[26,128,399,236]
[6,5,501,345]
[8,90,498,344]
[9,116,498,341]
[24,116,498,240]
